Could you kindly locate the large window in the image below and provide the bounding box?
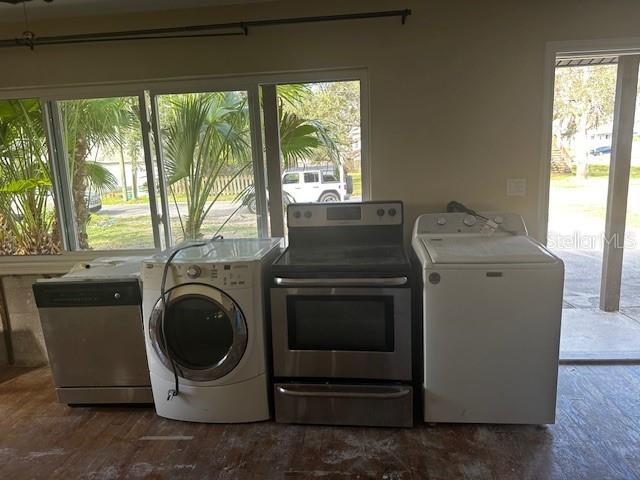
[277,81,362,206]
[57,96,156,250]
[0,73,367,258]
[155,90,260,243]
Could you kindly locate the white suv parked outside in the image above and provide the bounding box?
[282,165,352,203]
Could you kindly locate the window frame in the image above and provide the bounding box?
[46,94,163,252]
[0,68,370,274]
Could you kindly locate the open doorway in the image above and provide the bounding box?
[548,55,640,360]
[620,74,640,314]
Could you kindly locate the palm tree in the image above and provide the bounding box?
[237,86,341,214]
[276,83,341,167]
[0,97,125,254]
[161,92,252,240]
[0,99,59,255]
[59,97,129,248]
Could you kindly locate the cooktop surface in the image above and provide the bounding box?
[274,244,409,270]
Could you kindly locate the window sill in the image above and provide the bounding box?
[0,250,157,276]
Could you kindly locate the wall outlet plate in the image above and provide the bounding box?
[507,178,527,197]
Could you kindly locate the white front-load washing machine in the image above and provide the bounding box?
[412,212,564,425]
[142,238,281,423]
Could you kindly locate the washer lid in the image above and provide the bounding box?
[420,235,556,264]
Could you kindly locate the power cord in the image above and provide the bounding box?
[446,201,518,235]
[160,234,224,401]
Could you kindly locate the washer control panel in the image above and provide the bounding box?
[163,262,253,288]
[417,212,527,235]
[288,201,403,228]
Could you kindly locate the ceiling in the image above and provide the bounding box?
[0,0,273,24]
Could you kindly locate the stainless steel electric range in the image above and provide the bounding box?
[269,201,414,427]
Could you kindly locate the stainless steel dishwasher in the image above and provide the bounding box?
[32,258,153,405]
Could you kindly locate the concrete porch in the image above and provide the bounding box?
[555,249,640,361]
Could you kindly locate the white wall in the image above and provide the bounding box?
[1,0,640,240]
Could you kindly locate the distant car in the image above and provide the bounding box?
[590,145,611,156]
[85,191,102,213]
[281,166,352,203]
[244,165,353,214]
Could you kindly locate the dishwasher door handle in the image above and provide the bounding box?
[273,276,408,287]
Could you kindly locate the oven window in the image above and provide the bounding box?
[287,296,394,351]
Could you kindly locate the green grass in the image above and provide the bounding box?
[101,192,238,206]
[552,165,640,181]
[87,170,361,250]
[550,174,640,229]
[350,172,362,198]
[85,213,258,250]
[85,215,155,250]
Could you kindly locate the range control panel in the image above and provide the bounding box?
[287,202,403,228]
[416,212,527,235]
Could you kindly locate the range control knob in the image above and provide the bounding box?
[463,215,477,227]
[293,211,301,219]
[437,217,447,226]
[304,211,312,219]
[186,265,202,279]
[388,208,397,217]
[114,292,121,300]
[377,208,385,217]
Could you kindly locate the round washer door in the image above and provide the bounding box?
[149,284,247,382]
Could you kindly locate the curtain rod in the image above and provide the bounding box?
[0,9,412,50]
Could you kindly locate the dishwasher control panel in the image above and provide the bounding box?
[33,279,141,308]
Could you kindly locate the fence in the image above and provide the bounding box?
[169,174,254,196]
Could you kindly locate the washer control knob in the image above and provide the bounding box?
[494,216,504,224]
[377,208,385,217]
[463,215,477,227]
[388,208,397,217]
[437,217,447,226]
[186,265,201,279]
[293,211,301,219]
[304,210,312,219]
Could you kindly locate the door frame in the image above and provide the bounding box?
[538,37,640,243]
[538,37,640,311]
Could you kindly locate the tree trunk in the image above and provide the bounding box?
[574,115,591,180]
[72,137,90,249]
[131,151,139,200]
[118,136,128,201]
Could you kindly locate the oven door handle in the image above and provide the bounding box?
[273,276,408,287]
[276,386,411,400]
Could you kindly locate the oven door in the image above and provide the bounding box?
[270,284,411,381]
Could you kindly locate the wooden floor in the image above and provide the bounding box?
[1,366,639,479]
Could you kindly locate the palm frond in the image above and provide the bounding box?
[85,162,118,194]
[278,111,340,169]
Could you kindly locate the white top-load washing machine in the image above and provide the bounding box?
[412,213,564,424]
[142,238,281,423]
